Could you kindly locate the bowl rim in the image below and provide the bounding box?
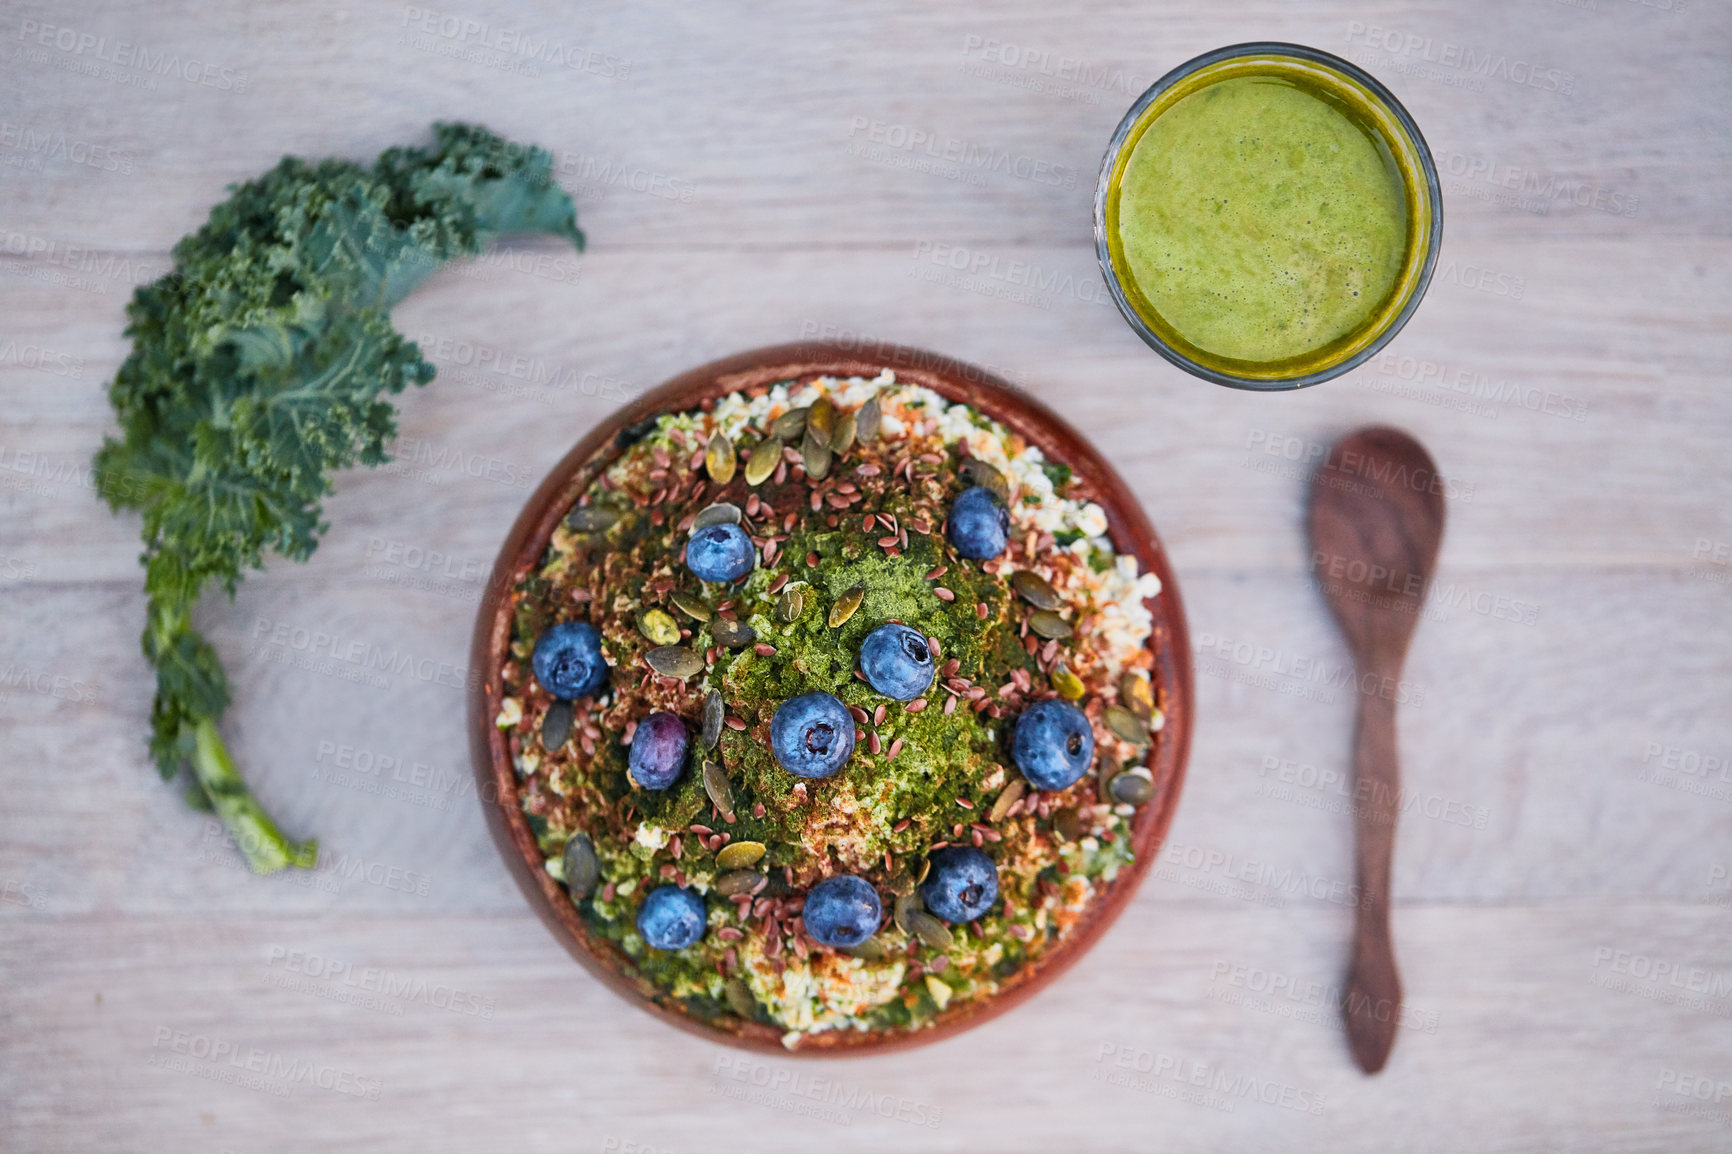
[468,340,1194,1055]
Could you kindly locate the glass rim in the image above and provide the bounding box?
[1092,41,1444,392]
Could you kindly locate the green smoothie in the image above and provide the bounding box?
[1111,73,1410,367]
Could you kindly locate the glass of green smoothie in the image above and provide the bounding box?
[1095,43,1441,390]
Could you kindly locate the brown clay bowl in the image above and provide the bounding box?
[468,341,1193,1055]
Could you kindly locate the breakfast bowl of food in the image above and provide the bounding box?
[469,341,1192,1053]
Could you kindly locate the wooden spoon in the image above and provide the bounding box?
[1307,426,1446,1074]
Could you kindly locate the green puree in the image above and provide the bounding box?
[1117,75,1407,364]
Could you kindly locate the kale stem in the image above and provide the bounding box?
[190,718,318,874]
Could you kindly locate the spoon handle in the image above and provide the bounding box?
[1344,684,1403,1073]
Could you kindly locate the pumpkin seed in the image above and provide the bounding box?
[638,608,681,646]
[842,935,887,961]
[830,411,857,457]
[711,618,757,648]
[1052,808,1083,842]
[1050,665,1085,700]
[907,910,955,950]
[702,760,735,816]
[828,585,865,628]
[856,395,882,442]
[893,893,921,936]
[744,437,782,486]
[1103,705,1150,747]
[691,502,742,531]
[1096,757,1119,804]
[715,841,766,870]
[775,585,806,624]
[701,689,724,750]
[773,407,808,440]
[1121,672,1155,719]
[564,505,618,532]
[540,701,573,751]
[705,431,737,485]
[645,645,704,679]
[1027,610,1072,640]
[801,429,832,481]
[961,458,1009,503]
[987,778,1026,823]
[725,978,756,1018]
[715,869,765,897]
[914,855,932,885]
[807,398,835,447]
[1108,770,1156,805]
[1011,570,1063,611]
[671,592,712,622]
[562,833,599,901]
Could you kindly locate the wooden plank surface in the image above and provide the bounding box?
[3,0,1730,1150]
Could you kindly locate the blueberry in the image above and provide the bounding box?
[531,621,610,701]
[628,711,688,790]
[947,486,1008,560]
[1012,699,1095,791]
[803,875,881,948]
[686,522,756,583]
[637,885,706,950]
[770,691,855,779]
[920,846,999,923]
[859,623,935,701]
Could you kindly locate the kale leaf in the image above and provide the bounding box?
[94,123,583,873]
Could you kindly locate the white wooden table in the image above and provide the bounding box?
[4,2,1729,1149]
